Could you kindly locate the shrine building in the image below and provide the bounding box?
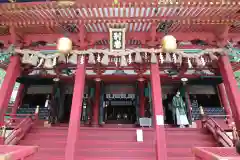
[0,0,240,160]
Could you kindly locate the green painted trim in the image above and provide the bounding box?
[234,71,240,87]
[228,48,240,62]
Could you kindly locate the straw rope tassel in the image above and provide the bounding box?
[120,55,128,66]
[165,53,171,62]
[68,54,78,64]
[135,52,142,63]
[44,59,53,68]
[196,57,202,66]
[88,53,95,64]
[101,54,109,65]
[151,53,157,63]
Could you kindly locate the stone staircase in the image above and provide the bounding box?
[19,126,67,160]
[17,125,219,160]
[166,128,218,160]
[76,127,155,159]
[19,126,156,160]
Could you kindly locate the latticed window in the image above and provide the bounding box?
[0,69,20,104]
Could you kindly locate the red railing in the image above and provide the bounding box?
[2,106,39,145]
[193,147,240,160]
[5,114,35,128]
[0,145,38,160]
[202,117,234,147]
[4,116,34,145]
[205,115,232,130]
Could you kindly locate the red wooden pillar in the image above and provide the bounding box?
[185,87,193,124]
[138,79,145,117]
[0,56,21,125]
[218,83,232,121]
[92,80,100,126]
[11,84,24,114]
[65,62,86,160]
[150,64,167,160]
[218,55,240,129]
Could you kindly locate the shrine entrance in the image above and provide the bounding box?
[103,84,136,124]
[105,94,136,124]
[162,94,175,125]
[60,94,72,123]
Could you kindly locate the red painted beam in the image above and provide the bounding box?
[74,0,237,5]
[150,63,167,160]
[0,0,238,28]
[1,32,240,47]
[21,74,203,83]
[0,56,21,126]
[0,0,237,8]
[0,145,38,160]
[20,32,240,44]
[0,32,237,48]
[2,16,238,27]
[65,62,86,160]
[22,32,210,43]
[22,44,224,51]
[219,55,240,130]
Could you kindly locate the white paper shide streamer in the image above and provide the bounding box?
[15,48,223,68]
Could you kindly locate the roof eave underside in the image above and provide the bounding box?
[0,1,239,32]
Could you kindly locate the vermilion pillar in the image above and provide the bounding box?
[185,88,193,125]
[92,80,100,126]
[139,80,145,117]
[218,55,240,129]
[65,62,86,160]
[11,84,24,114]
[218,83,232,122]
[0,56,21,126]
[150,64,167,160]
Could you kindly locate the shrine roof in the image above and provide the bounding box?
[0,0,238,49]
[0,0,239,33]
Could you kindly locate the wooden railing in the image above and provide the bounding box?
[193,147,240,160]
[200,106,237,147]
[205,114,232,129]
[203,117,234,147]
[0,145,38,160]
[1,106,39,145]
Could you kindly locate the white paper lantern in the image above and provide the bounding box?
[162,35,177,52]
[57,37,72,54]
